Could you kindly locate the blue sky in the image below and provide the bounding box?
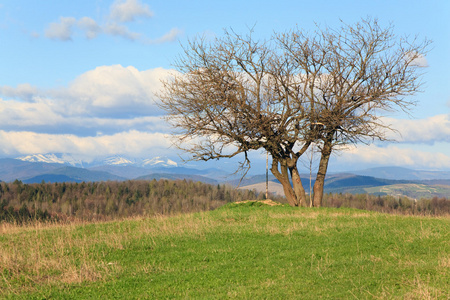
[0,0,449,173]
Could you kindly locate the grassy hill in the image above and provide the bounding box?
[1,203,449,299]
[352,183,450,199]
[238,181,286,196]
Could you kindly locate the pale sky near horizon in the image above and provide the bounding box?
[0,0,449,173]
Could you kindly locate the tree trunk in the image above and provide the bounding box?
[271,159,299,206]
[313,141,332,207]
[290,166,306,207]
[270,157,307,207]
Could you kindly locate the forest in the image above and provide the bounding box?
[0,179,449,224]
[0,179,265,223]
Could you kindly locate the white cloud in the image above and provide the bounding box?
[0,96,169,134]
[0,83,39,101]
[42,0,181,43]
[383,115,450,143]
[45,16,76,41]
[146,28,183,44]
[330,114,450,170]
[0,97,64,127]
[407,52,429,68]
[0,65,177,160]
[77,17,101,39]
[103,22,140,40]
[109,0,153,22]
[340,144,450,170]
[0,66,175,136]
[65,65,173,112]
[0,130,172,159]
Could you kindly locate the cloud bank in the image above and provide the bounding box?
[383,115,450,144]
[0,63,449,169]
[0,130,171,160]
[0,65,175,157]
[340,144,450,170]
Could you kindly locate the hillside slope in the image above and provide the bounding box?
[2,205,449,299]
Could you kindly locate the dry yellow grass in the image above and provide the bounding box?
[233,199,282,206]
[404,276,444,300]
[0,212,218,295]
[0,219,128,294]
[439,256,450,268]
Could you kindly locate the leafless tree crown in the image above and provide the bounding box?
[159,18,431,207]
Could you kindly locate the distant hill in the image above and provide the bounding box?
[236,173,405,192]
[362,183,450,199]
[135,173,218,185]
[89,165,153,179]
[322,173,412,192]
[238,181,285,196]
[146,165,232,179]
[90,164,231,181]
[0,158,224,184]
[22,166,126,183]
[226,174,278,187]
[23,174,82,184]
[348,166,450,180]
[420,179,450,186]
[0,158,63,182]
[238,172,450,199]
[1,157,449,199]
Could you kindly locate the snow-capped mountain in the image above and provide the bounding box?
[100,156,178,168]
[142,156,178,168]
[15,153,179,169]
[16,153,84,167]
[103,156,135,166]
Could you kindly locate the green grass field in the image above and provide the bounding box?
[1,201,449,299]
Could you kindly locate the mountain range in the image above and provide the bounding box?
[0,154,232,184]
[16,153,179,168]
[1,153,449,199]
[347,166,450,181]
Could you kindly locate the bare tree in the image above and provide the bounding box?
[277,18,431,206]
[159,30,312,206]
[159,19,430,207]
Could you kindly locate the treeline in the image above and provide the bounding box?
[1,179,448,224]
[322,193,450,216]
[0,179,268,223]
